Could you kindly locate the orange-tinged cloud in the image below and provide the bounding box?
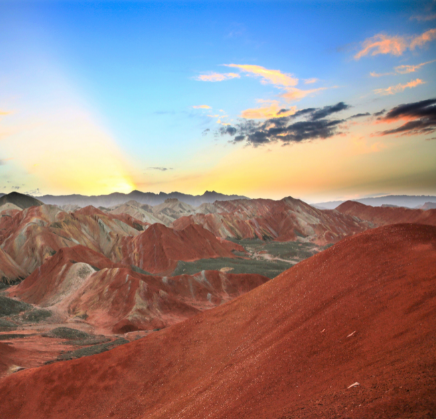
[355,34,408,59]
[195,73,240,82]
[370,71,394,77]
[304,78,319,84]
[192,105,211,109]
[374,78,425,96]
[355,28,436,59]
[224,64,298,87]
[281,87,328,102]
[241,100,297,119]
[410,28,436,49]
[394,60,436,74]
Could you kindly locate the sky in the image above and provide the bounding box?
[0,0,435,203]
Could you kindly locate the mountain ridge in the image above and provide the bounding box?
[34,190,249,208]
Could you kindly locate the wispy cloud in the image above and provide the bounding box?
[148,167,173,171]
[410,28,436,49]
[195,72,240,82]
[348,112,371,120]
[411,13,436,21]
[370,71,395,77]
[370,60,436,78]
[304,78,319,84]
[241,100,297,119]
[192,105,211,109]
[374,79,425,96]
[224,64,298,87]
[355,28,436,59]
[395,60,436,74]
[281,87,329,102]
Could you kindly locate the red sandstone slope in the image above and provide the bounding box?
[1,223,434,419]
[9,245,267,334]
[0,248,26,284]
[0,205,141,275]
[337,200,436,227]
[9,245,114,306]
[174,197,369,244]
[113,222,245,274]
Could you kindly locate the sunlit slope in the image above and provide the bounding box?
[1,224,435,418]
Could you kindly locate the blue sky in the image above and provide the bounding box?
[1,0,435,201]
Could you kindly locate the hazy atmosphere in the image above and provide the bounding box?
[1,0,435,202]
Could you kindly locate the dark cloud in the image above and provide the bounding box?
[373,109,386,117]
[310,102,350,120]
[219,126,237,136]
[202,128,210,136]
[148,167,173,171]
[379,98,436,136]
[11,186,20,190]
[426,137,436,141]
[218,101,350,147]
[348,112,371,120]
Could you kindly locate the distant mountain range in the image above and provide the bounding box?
[33,190,249,208]
[313,195,436,209]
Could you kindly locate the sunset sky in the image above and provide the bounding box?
[1,0,435,202]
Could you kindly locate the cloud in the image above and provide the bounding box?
[219,101,350,147]
[395,60,436,74]
[11,186,20,190]
[370,71,395,77]
[25,188,41,195]
[202,128,210,136]
[148,167,173,171]
[411,13,436,21]
[192,105,211,109]
[378,98,436,136]
[304,78,319,84]
[355,28,436,59]
[241,100,297,119]
[355,34,408,59]
[280,87,330,102]
[224,64,298,87]
[195,73,240,82]
[310,102,350,120]
[374,79,425,96]
[0,111,11,116]
[373,109,386,117]
[410,28,436,49]
[426,137,436,141]
[348,112,371,120]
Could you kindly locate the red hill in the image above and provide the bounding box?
[1,223,435,418]
[174,197,369,244]
[337,200,436,227]
[113,222,245,274]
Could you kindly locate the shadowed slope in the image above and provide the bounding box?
[0,224,435,419]
[0,192,43,210]
[337,200,436,227]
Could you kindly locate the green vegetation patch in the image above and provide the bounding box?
[56,338,129,361]
[172,257,291,279]
[0,296,31,317]
[0,318,17,331]
[0,334,36,340]
[44,327,90,340]
[22,309,52,323]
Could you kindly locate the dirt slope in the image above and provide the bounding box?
[337,200,436,227]
[1,223,434,419]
